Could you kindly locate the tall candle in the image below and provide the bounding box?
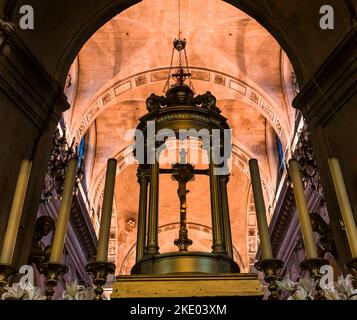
[249,159,273,260]
[50,158,77,263]
[328,157,357,257]
[0,159,32,264]
[96,159,117,262]
[288,159,317,259]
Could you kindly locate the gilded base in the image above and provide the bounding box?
[112,273,263,299]
[131,251,240,275]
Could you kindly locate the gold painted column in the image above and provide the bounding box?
[136,165,150,262]
[220,175,233,258]
[209,145,225,254]
[146,161,159,255]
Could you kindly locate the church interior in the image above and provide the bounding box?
[0,0,356,302]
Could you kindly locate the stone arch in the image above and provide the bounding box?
[50,0,307,87]
[71,67,290,147]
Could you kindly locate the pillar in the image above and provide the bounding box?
[220,175,233,258]
[136,165,150,261]
[146,161,159,255]
[209,144,226,254]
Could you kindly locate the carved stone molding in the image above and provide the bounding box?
[0,25,69,130]
[72,66,287,144]
[69,195,98,261]
[293,25,356,127]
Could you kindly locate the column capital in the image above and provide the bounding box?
[137,165,150,184]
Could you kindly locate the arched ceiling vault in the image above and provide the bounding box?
[57,0,308,273]
[69,67,291,147]
[2,0,353,86]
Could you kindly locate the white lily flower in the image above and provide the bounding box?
[1,283,29,300]
[74,287,96,300]
[336,274,354,297]
[289,287,309,300]
[324,287,344,300]
[298,277,315,293]
[26,287,47,300]
[62,282,86,300]
[276,274,296,292]
[347,288,357,300]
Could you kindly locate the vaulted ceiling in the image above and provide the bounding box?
[62,0,298,273]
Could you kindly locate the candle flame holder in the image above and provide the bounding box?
[300,258,329,300]
[86,262,116,300]
[0,264,18,295]
[42,262,68,300]
[255,259,284,300]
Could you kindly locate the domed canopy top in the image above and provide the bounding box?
[166,84,194,106]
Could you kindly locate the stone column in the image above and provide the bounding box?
[146,160,159,255]
[136,165,150,262]
[209,145,226,254]
[220,174,233,258]
[292,27,356,265]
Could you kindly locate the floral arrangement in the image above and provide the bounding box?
[1,281,95,300]
[276,274,357,300]
[1,282,47,300]
[61,282,95,300]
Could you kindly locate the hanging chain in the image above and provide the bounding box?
[184,47,195,94]
[163,0,194,93]
[163,47,175,93]
[178,0,181,39]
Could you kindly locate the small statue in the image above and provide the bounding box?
[146,93,167,112]
[310,213,336,258]
[28,216,55,273]
[193,91,221,113]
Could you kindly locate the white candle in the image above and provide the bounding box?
[288,159,317,259]
[50,158,77,263]
[0,160,32,264]
[328,157,357,257]
[249,159,273,260]
[96,159,117,262]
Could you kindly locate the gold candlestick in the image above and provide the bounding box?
[249,159,273,260]
[300,258,329,300]
[50,158,78,263]
[96,159,117,262]
[86,262,115,300]
[328,157,357,257]
[255,259,284,300]
[288,159,318,259]
[42,262,68,300]
[0,159,32,264]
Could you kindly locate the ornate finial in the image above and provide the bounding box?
[173,38,186,51]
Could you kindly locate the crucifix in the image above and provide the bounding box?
[160,149,209,251]
[172,68,191,86]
